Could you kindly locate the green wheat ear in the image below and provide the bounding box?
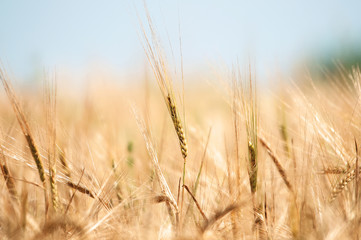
[167,95,188,159]
[127,141,134,167]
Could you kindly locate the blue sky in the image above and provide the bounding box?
[0,0,360,81]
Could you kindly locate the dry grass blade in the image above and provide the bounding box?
[194,127,212,194]
[259,136,294,193]
[132,106,179,215]
[65,169,86,214]
[183,184,208,221]
[177,177,181,206]
[66,181,95,199]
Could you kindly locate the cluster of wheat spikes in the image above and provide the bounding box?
[139,7,189,230]
[1,11,361,240]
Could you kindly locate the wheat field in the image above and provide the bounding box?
[0,14,361,240]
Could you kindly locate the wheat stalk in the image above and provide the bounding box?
[233,66,258,194]
[44,73,60,212]
[139,6,188,228]
[259,136,294,193]
[133,106,179,223]
[0,65,48,213]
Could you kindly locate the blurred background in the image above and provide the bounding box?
[0,0,361,84]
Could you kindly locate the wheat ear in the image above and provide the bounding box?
[133,106,179,223]
[0,65,48,212]
[140,6,188,227]
[259,136,294,193]
[329,167,359,202]
[44,74,60,212]
[0,145,17,199]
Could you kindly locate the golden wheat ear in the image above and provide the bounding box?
[0,65,49,213]
[139,9,188,162]
[139,6,188,227]
[166,94,188,159]
[232,66,258,194]
[329,167,358,202]
[43,74,60,212]
[0,135,17,199]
